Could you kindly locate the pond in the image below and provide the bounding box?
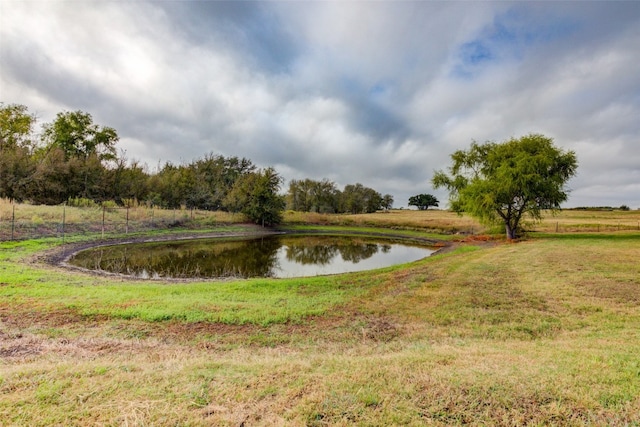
[68,234,436,279]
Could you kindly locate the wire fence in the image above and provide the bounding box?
[540,221,640,234]
[0,204,233,242]
[1,203,638,242]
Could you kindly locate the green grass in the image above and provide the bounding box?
[1,229,385,326]
[1,226,640,425]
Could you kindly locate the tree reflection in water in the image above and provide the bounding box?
[284,236,394,264]
[69,235,434,279]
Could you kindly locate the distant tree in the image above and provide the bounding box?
[619,205,630,211]
[288,178,341,213]
[432,134,578,239]
[382,194,394,210]
[341,183,365,214]
[363,187,383,213]
[287,179,315,212]
[408,194,439,210]
[339,183,384,214]
[312,179,340,213]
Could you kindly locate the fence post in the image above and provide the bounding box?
[62,203,66,244]
[556,222,559,233]
[102,205,106,239]
[11,204,15,241]
[126,206,129,234]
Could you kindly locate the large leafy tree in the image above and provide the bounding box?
[41,110,118,161]
[191,154,255,210]
[408,193,439,210]
[225,167,285,226]
[432,134,577,239]
[0,104,37,201]
[40,110,119,200]
[0,103,36,152]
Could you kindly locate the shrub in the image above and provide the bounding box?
[67,197,97,208]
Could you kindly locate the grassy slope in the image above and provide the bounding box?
[1,225,640,425]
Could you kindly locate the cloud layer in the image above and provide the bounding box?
[2,1,639,208]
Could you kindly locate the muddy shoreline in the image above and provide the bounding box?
[35,225,452,282]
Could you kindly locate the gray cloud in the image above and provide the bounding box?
[2,1,639,208]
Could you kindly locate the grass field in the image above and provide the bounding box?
[1,208,639,425]
[3,198,640,240]
[282,208,640,235]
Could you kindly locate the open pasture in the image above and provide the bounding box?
[3,199,639,241]
[285,207,640,236]
[531,208,640,233]
[1,209,639,425]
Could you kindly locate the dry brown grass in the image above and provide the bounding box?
[0,199,240,224]
[0,199,243,240]
[284,209,484,234]
[285,208,640,237]
[530,209,640,233]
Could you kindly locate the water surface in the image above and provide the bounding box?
[69,234,435,279]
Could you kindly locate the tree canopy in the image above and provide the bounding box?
[0,104,37,201]
[432,134,578,239]
[1,103,394,225]
[42,110,118,161]
[286,178,389,214]
[225,167,285,226]
[0,103,36,152]
[408,194,439,210]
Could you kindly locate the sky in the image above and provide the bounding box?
[1,1,639,209]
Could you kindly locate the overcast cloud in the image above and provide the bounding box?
[1,1,639,208]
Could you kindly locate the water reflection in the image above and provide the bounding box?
[283,236,392,264]
[69,235,434,279]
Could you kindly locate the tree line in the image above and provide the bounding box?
[287,178,393,214]
[1,103,394,224]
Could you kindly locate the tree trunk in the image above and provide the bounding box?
[505,223,516,240]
